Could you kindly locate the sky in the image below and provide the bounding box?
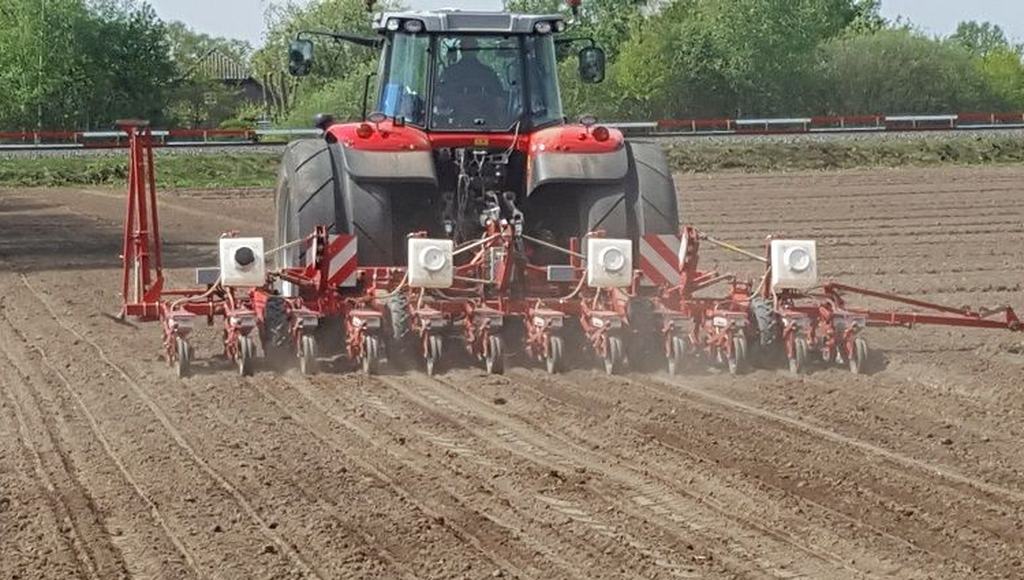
[146,0,1024,48]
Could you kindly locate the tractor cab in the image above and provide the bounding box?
[289,10,606,132]
[373,11,602,131]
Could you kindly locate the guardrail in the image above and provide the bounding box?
[2,112,1023,150]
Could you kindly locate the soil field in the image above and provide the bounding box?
[1,165,1024,579]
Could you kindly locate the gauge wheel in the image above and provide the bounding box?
[484,335,505,375]
[425,334,443,377]
[728,336,748,376]
[668,335,688,376]
[849,337,869,375]
[237,336,256,377]
[362,335,382,376]
[545,335,564,375]
[299,334,318,376]
[174,337,192,379]
[789,337,808,375]
[603,335,626,375]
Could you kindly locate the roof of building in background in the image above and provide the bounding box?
[192,49,252,81]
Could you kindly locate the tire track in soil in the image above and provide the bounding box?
[0,345,129,580]
[256,375,556,580]
[503,369,954,570]
[374,372,867,579]
[607,372,1024,575]
[634,372,1024,505]
[12,270,542,578]
[14,273,324,580]
[509,367,1019,576]
[430,371,898,578]
[365,373,728,580]
[0,378,84,580]
[166,372,456,580]
[714,366,1024,491]
[0,304,205,579]
[279,371,688,580]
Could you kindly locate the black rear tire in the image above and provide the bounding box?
[527,141,680,254]
[275,139,406,274]
[627,141,680,238]
[275,140,344,288]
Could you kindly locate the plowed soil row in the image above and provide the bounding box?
[1,164,1023,579]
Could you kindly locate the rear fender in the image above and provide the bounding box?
[526,125,628,195]
[328,121,438,184]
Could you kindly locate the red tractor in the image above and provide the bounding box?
[273,7,679,372]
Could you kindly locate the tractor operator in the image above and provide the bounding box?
[434,37,506,128]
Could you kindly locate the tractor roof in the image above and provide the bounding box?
[373,10,564,34]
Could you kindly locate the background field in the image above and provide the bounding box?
[3,131,1024,189]
[1,164,1023,578]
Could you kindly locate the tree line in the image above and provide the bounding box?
[0,0,254,131]
[238,0,1024,126]
[1,0,1022,131]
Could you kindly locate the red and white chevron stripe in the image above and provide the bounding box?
[307,234,358,288]
[639,234,681,287]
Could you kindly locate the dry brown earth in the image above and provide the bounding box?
[1,165,1023,579]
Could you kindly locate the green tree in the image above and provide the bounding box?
[253,0,386,124]
[950,21,1013,57]
[613,0,868,118]
[976,48,1024,111]
[0,0,173,129]
[816,28,997,115]
[87,1,177,127]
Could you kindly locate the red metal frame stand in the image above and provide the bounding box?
[119,121,164,321]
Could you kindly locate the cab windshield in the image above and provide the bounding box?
[377,32,564,131]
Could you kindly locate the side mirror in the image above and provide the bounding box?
[578,46,606,84]
[313,113,335,130]
[288,39,315,77]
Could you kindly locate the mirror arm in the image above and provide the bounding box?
[297,30,382,49]
[361,72,378,122]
